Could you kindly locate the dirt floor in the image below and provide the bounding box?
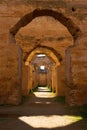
[0,86,87,130]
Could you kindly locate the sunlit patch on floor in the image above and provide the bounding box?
[34,91,56,98]
[35,101,51,104]
[19,115,82,129]
[33,87,56,98]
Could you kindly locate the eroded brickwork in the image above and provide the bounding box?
[0,0,87,105]
[0,44,22,105]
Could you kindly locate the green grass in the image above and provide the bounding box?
[46,85,52,91]
[29,86,39,94]
[29,89,34,94]
[52,89,56,93]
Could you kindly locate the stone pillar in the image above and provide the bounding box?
[55,65,59,96]
[47,66,52,89]
[28,63,33,92]
[32,66,38,89]
[33,68,39,88]
[66,36,87,105]
[22,62,29,96]
[52,64,58,95]
[0,44,22,105]
[52,65,55,91]
[33,66,39,87]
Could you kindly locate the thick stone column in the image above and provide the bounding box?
[0,44,22,105]
[33,70,39,88]
[22,63,29,96]
[66,36,87,105]
[28,63,33,92]
[47,66,52,89]
[52,65,55,92]
[52,64,58,95]
[55,65,59,96]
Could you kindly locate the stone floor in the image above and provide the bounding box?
[0,86,87,130]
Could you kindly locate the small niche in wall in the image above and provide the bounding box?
[71,7,76,12]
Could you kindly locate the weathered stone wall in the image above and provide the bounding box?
[38,73,47,86]
[0,0,87,105]
[66,49,87,105]
[32,71,39,88]
[66,36,87,105]
[47,69,52,88]
[22,63,29,95]
[0,44,22,105]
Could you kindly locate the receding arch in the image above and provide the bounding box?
[25,46,62,66]
[10,9,81,43]
[23,46,61,95]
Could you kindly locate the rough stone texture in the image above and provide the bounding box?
[22,63,29,95]
[0,0,87,105]
[15,16,73,95]
[31,55,52,87]
[32,71,39,88]
[38,73,47,86]
[65,34,87,105]
[0,44,22,105]
[66,46,87,105]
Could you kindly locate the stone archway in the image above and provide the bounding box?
[9,9,84,105]
[0,1,86,106]
[25,46,62,66]
[22,46,62,96]
[9,9,81,90]
[9,9,81,43]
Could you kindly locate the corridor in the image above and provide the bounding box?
[28,86,56,104]
[0,86,86,130]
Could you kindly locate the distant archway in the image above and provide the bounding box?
[25,46,62,66]
[22,46,62,95]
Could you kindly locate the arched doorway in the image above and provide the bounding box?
[22,46,62,96]
[9,9,82,104]
[10,9,81,42]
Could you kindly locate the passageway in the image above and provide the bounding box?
[28,85,56,104]
[3,7,85,106]
[22,50,60,97]
[0,84,86,130]
[16,15,73,101]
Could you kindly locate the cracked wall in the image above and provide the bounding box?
[0,0,87,105]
